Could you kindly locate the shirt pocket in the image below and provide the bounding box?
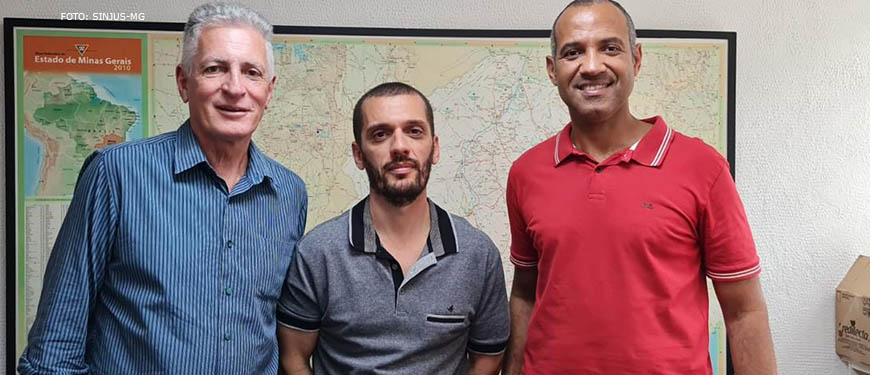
[258,238,296,300]
[423,313,469,344]
[426,314,467,324]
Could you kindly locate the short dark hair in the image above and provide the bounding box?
[352,82,434,145]
[550,0,637,60]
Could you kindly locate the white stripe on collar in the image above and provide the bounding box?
[347,207,354,248]
[553,130,562,165]
[651,126,673,167]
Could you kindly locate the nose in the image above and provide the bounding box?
[221,70,246,97]
[579,50,606,77]
[389,131,411,157]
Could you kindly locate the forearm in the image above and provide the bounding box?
[18,349,89,375]
[715,277,777,375]
[19,264,94,374]
[277,326,317,375]
[726,309,777,375]
[469,353,503,375]
[281,359,313,375]
[503,293,534,375]
[20,154,116,374]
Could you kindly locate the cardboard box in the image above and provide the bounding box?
[837,255,870,367]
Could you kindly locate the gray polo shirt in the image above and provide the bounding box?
[277,197,509,374]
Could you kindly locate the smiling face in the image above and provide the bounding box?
[547,2,642,124]
[352,93,440,207]
[176,25,275,145]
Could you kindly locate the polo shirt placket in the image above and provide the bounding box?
[373,236,435,308]
[353,198,458,315]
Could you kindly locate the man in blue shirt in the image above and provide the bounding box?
[18,3,307,374]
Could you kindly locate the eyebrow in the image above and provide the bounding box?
[240,61,266,72]
[199,57,227,66]
[559,37,627,54]
[366,120,429,133]
[599,37,626,47]
[559,42,582,55]
[365,123,391,135]
[199,57,265,72]
[403,120,429,128]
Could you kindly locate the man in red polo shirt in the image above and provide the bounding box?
[502,1,777,374]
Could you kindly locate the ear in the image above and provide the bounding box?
[176,65,189,103]
[546,55,558,86]
[431,135,440,165]
[264,75,277,109]
[352,141,365,170]
[632,43,643,76]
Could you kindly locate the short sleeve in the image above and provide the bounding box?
[468,238,509,355]
[701,164,761,282]
[506,166,538,268]
[277,242,324,332]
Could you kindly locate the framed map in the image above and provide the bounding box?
[4,19,736,374]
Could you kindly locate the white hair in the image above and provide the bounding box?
[181,2,275,79]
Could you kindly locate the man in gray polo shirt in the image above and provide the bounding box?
[277,82,509,375]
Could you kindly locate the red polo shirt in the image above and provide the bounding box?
[507,116,760,375]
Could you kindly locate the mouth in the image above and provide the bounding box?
[215,104,251,114]
[577,81,614,95]
[385,161,418,174]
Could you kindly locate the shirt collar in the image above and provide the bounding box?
[553,115,674,168]
[629,116,674,167]
[173,119,277,187]
[246,141,276,187]
[174,120,208,174]
[348,196,459,258]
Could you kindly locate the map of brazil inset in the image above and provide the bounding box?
[13,25,731,374]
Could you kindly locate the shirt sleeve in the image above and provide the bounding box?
[277,240,324,332]
[468,237,510,355]
[701,163,761,282]
[18,151,118,375]
[506,166,538,268]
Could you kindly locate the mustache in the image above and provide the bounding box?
[384,156,419,170]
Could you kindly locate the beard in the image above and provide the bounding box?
[362,147,434,207]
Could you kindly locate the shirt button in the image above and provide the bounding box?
[226,240,234,249]
[224,287,233,296]
[391,264,399,271]
[595,167,604,173]
[223,332,232,341]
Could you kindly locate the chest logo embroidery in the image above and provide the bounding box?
[642,202,654,210]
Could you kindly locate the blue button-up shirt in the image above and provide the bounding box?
[19,121,307,375]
